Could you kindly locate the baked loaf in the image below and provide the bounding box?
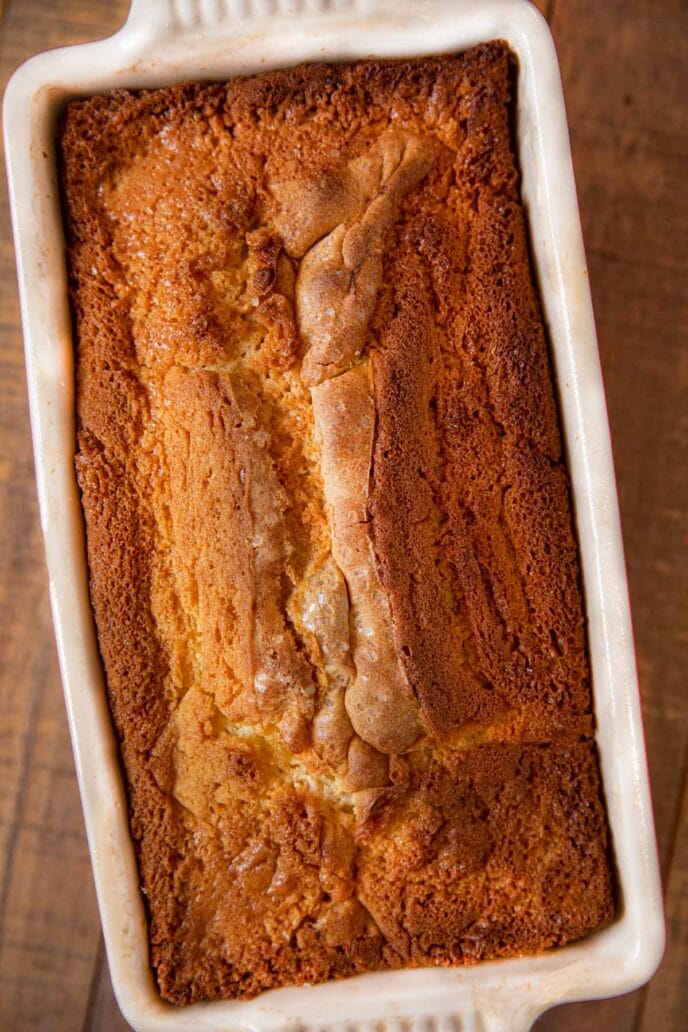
[60,42,615,1004]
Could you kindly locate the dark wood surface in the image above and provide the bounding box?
[0,1,685,1028]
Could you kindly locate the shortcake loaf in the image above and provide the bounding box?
[60,42,614,1004]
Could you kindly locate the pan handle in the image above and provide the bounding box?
[126,0,368,35]
[319,1008,545,1032]
[124,0,488,37]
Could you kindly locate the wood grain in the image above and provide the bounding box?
[0,1,685,1029]
[0,7,130,1032]
[535,2,688,1027]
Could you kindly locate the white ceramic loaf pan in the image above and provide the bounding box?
[3,1,664,1029]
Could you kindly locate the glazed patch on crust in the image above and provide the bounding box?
[60,43,614,1005]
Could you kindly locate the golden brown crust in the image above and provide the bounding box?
[61,41,614,1006]
[358,741,614,963]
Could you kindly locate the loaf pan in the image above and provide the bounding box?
[3,1,664,1028]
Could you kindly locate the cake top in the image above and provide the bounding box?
[61,41,613,1005]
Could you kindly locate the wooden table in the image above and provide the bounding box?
[0,1,685,1028]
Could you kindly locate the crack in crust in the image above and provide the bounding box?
[274,131,437,754]
[311,365,424,754]
[274,132,436,386]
